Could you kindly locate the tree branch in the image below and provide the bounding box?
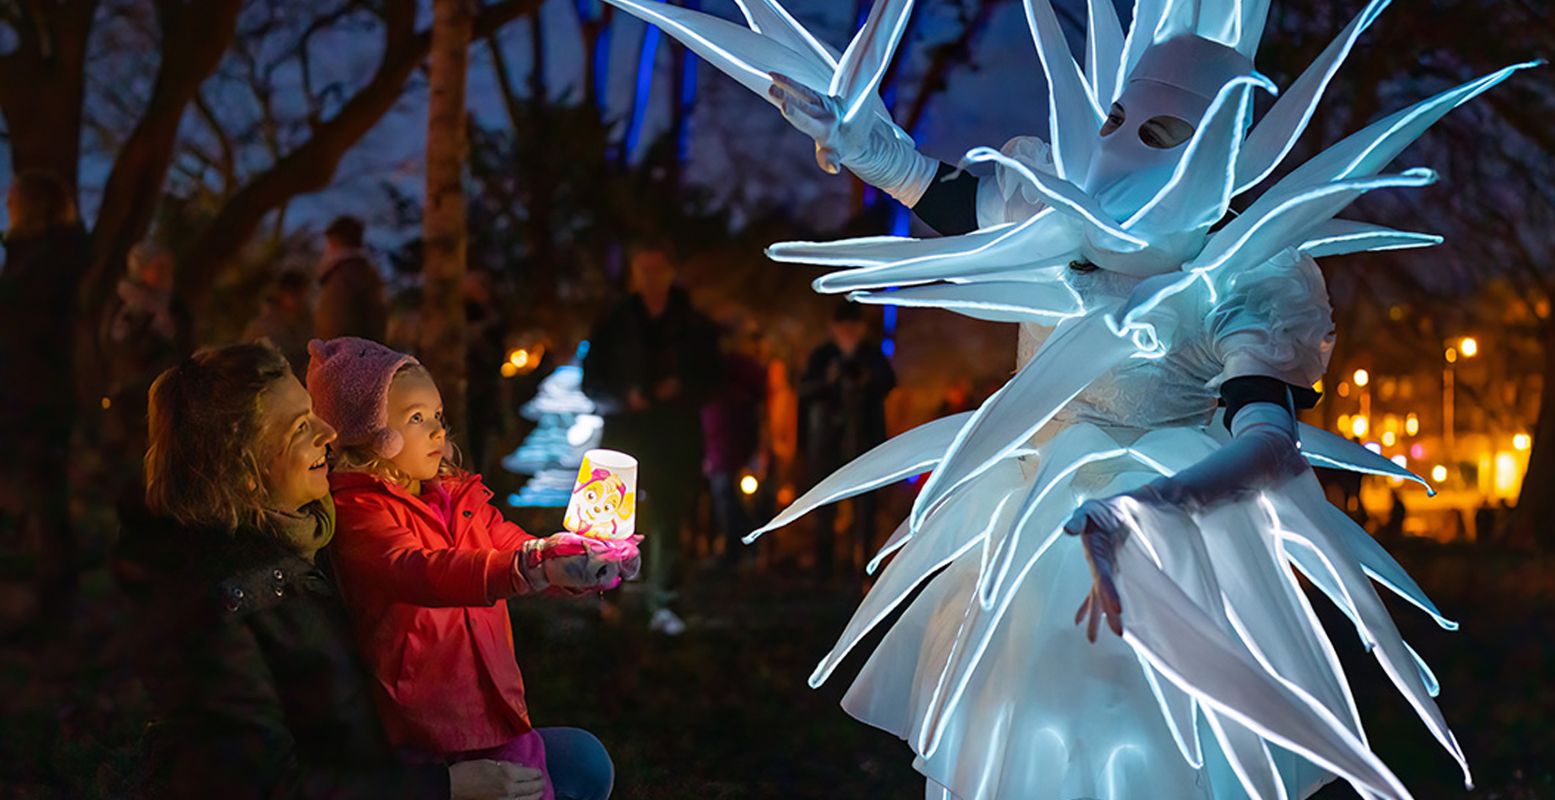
[178,0,543,307]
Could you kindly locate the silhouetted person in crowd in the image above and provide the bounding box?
[583,242,719,632]
[799,301,895,580]
[314,215,387,342]
[243,269,313,374]
[1379,489,1407,541]
[701,327,767,568]
[0,170,91,631]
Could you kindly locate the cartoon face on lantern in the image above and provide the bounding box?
[564,450,638,540]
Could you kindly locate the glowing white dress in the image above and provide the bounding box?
[781,148,1445,800]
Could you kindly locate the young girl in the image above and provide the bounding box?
[307,337,631,800]
[117,341,533,799]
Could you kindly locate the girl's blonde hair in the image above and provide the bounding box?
[144,341,292,531]
[331,363,467,489]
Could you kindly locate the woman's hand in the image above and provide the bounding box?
[449,760,545,800]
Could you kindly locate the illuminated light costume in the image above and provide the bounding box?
[601,0,1538,797]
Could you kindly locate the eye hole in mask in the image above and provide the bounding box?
[1100,102,1126,136]
[1138,115,1195,149]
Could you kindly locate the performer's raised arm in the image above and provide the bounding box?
[767,72,986,236]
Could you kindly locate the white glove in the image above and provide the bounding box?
[1064,402,1305,641]
[767,72,938,207]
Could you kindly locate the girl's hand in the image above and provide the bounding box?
[518,533,636,594]
[449,760,544,800]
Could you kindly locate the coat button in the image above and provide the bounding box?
[224,586,245,611]
[272,568,285,581]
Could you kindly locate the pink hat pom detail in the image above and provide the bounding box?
[373,428,405,460]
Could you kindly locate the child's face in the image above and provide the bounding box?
[258,374,337,512]
[385,368,447,483]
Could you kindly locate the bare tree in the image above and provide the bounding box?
[421,0,475,435]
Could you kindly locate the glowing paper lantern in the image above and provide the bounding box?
[564,449,639,541]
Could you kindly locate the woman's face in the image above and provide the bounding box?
[257,374,337,512]
[385,368,447,482]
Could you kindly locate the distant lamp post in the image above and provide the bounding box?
[1514,433,1532,451]
[1431,464,1449,483]
[1443,336,1478,458]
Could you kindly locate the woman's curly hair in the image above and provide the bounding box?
[144,341,292,531]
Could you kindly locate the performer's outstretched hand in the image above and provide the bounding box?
[1065,483,1200,641]
[767,71,938,205]
[1064,497,1129,642]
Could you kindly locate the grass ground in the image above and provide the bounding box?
[1,537,1552,799]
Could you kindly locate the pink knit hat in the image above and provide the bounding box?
[306,337,419,458]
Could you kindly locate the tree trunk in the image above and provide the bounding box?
[1510,322,1555,550]
[0,0,97,192]
[421,0,474,439]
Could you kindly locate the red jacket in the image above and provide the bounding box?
[328,471,538,753]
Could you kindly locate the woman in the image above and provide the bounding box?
[114,341,539,800]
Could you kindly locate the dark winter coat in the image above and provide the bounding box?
[581,287,721,474]
[314,252,388,343]
[798,340,896,466]
[114,502,450,800]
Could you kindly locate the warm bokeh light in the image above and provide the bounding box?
[1459,337,1479,358]
[1390,454,1408,469]
[1312,379,1324,394]
[508,348,531,368]
[1494,452,1518,495]
[1350,415,1369,438]
[1514,433,1532,451]
[740,474,760,496]
[1352,369,1370,387]
[500,362,519,378]
[1410,443,1426,460]
[1381,431,1397,447]
[1337,381,1351,398]
[1431,464,1448,483]
[1445,347,1457,364]
[1405,413,1420,436]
